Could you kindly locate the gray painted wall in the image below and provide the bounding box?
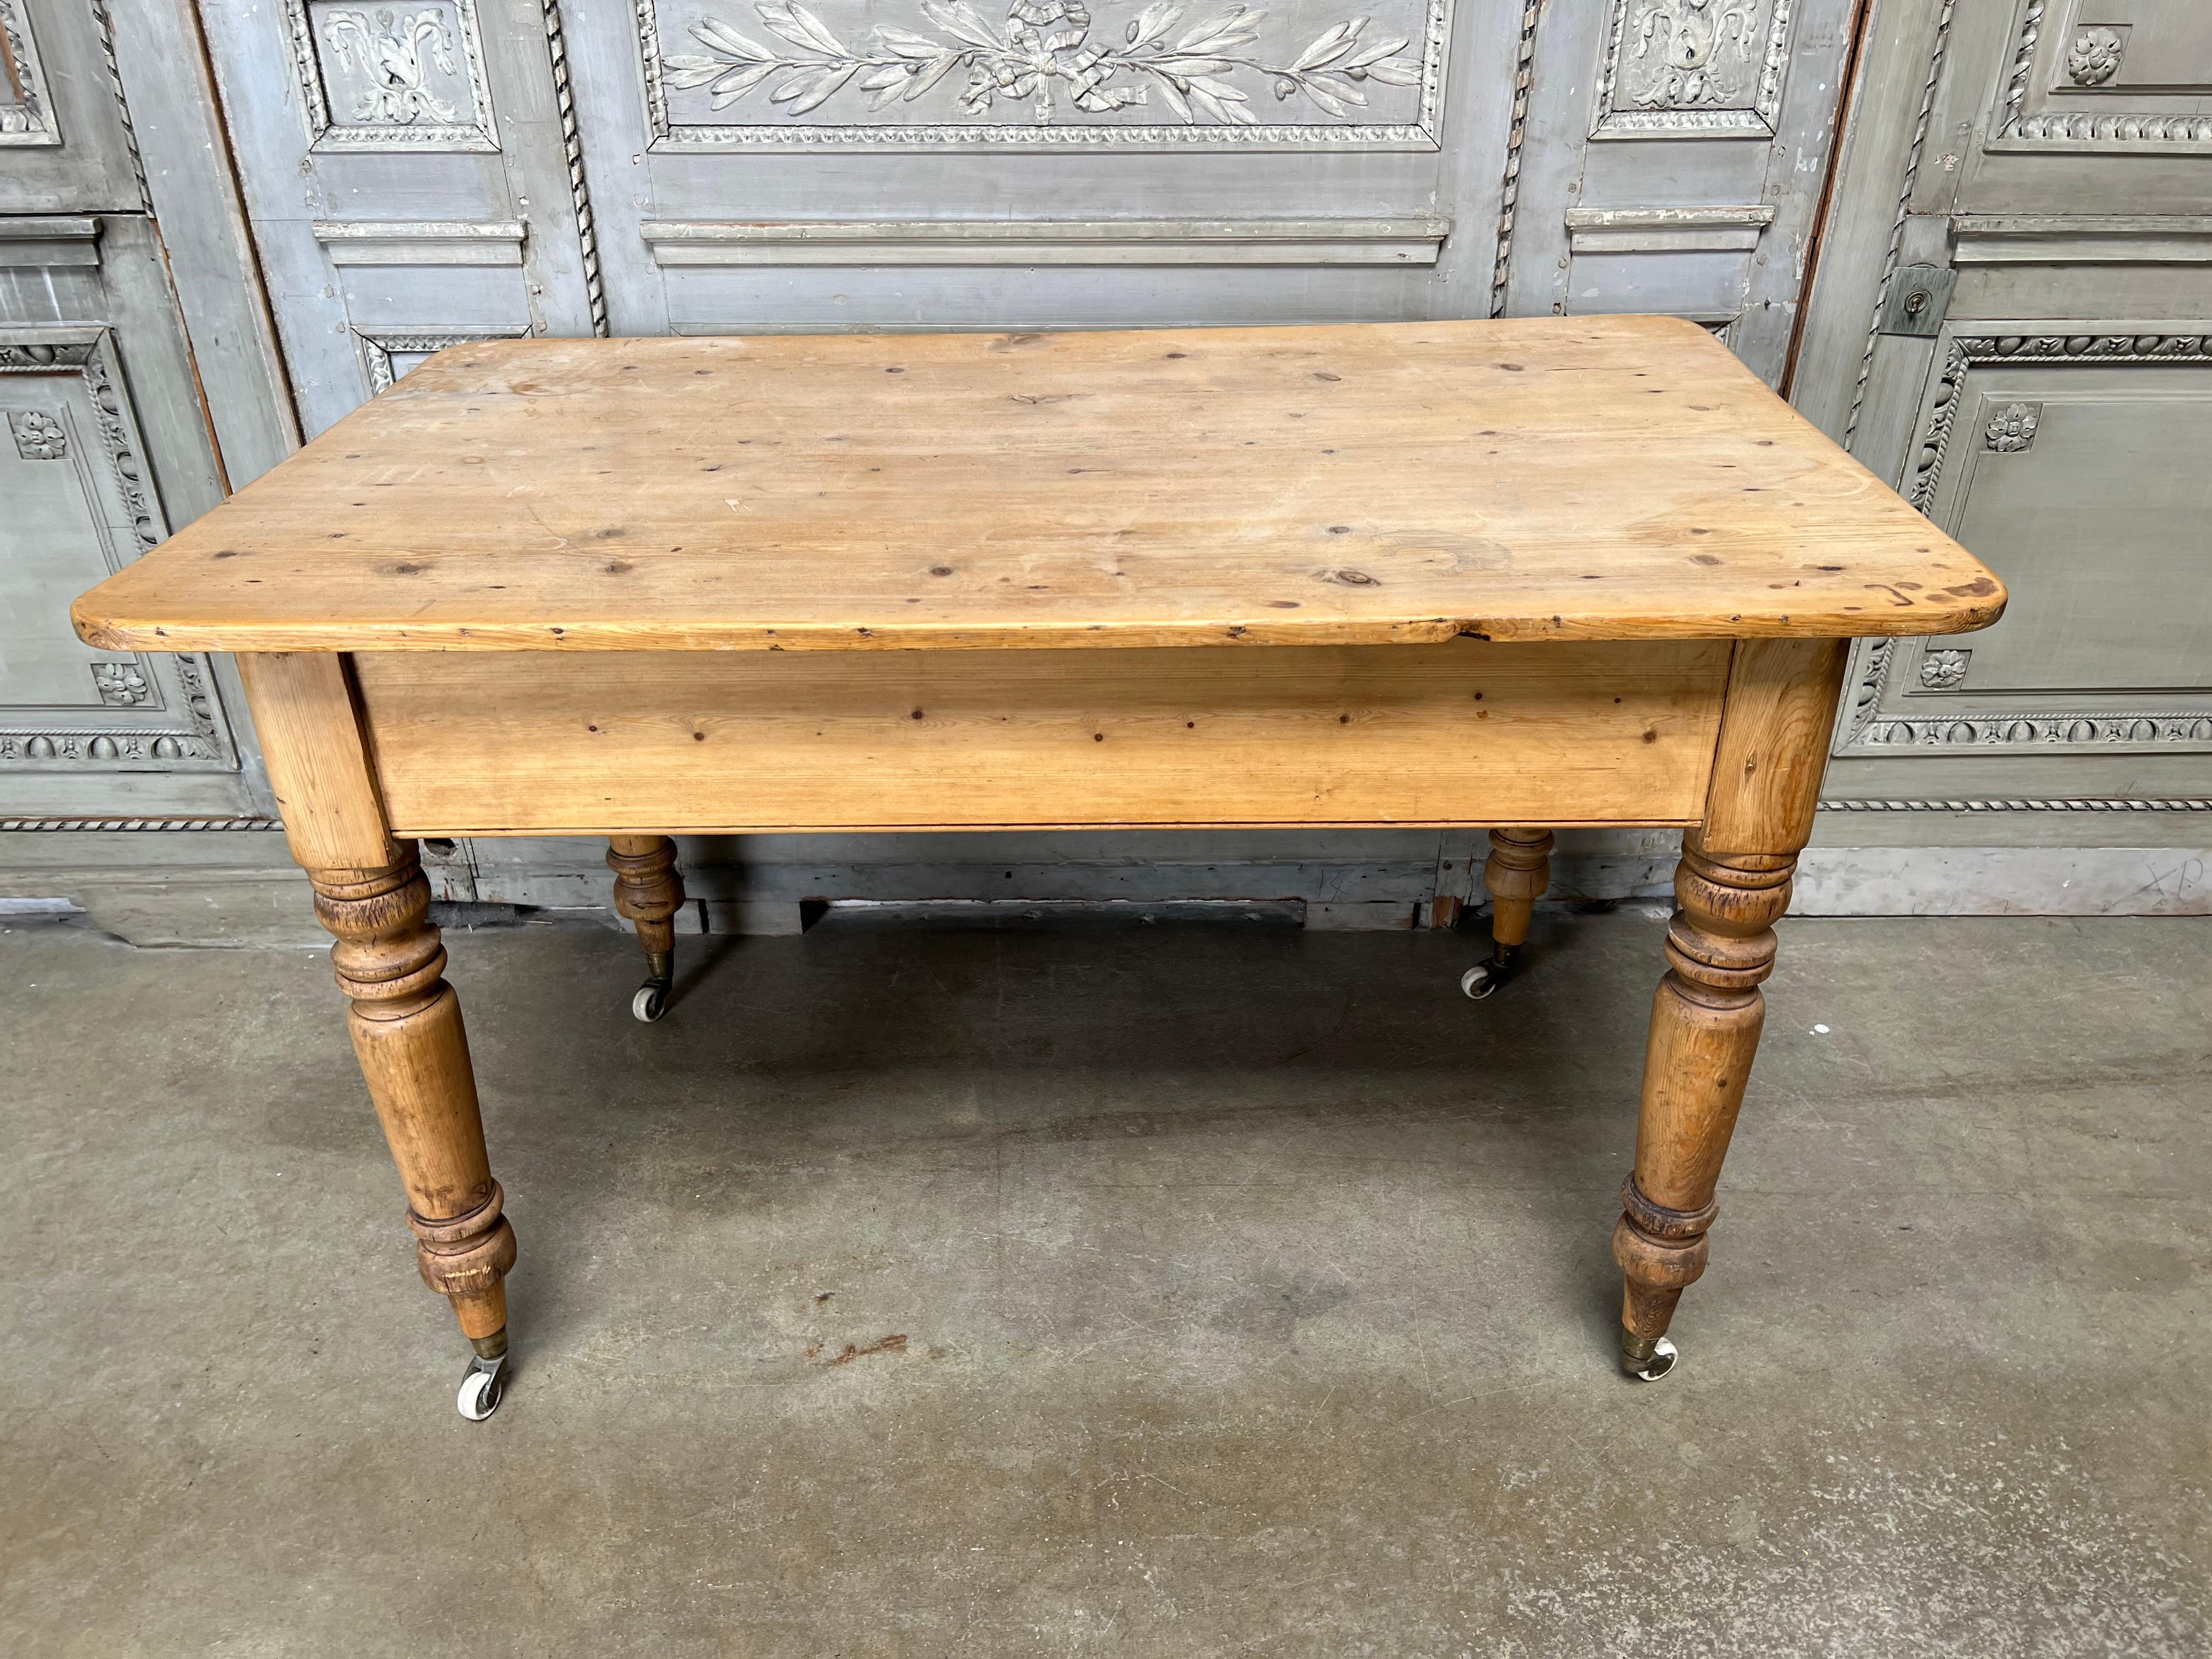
[11,0,2202,927]
[1789,0,2212,861]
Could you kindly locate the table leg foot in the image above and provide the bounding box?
[608,835,684,1022]
[456,1328,510,1420]
[1618,1330,1679,1382]
[1465,827,1551,1001]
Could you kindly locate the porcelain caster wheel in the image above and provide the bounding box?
[457,1353,507,1421]
[1460,947,1520,1001]
[631,981,669,1023]
[1620,1333,1679,1384]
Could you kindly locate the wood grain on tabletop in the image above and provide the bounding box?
[72,317,2006,653]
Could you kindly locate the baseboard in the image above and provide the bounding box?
[1791,846,2210,916]
[5,836,2205,948]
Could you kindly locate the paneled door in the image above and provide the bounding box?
[562,0,1863,346]
[201,1,1871,377]
[196,0,605,437]
[561,0,1500,331]
[185,0,1875,921]
[1,0,271,822]
[1794,0,2212,815]
[1496,0,1864,387]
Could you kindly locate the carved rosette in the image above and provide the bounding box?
[1917,649,1970,691]
[2066,26,2123,87]
[1984,401,2039,452]
[10,408,66,459]
[90,662,153,706]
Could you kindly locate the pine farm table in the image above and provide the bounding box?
[73,318,2004,1419]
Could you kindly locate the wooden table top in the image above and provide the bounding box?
[74,317,2002,654]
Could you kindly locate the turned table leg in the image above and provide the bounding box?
[1612,834,1793,1380]
[239,651,518,1419]
[314,848,517,1412]
[606,834,685,1022]
[1610,636,1847,1380]
[1463,827,1551,1001]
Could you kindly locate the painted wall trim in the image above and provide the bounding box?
[312,220,527,266]
[2,817,283,831]
[639,217,1451,267]
[0,215,101,267]
[1565,205,1777,253]
[1820,798,2212,814]
[1953,215,2212,265]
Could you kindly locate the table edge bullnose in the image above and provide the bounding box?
[71,602,2005,654]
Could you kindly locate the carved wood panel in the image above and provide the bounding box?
[1793,0,2212,812]
[0,0,148,212]
[1990,0,2212,153]
[281,0,501,151]
[633,0,1448,150]
[1491,0,1852,385]
[1832,325,2212,758]
[0,0,59,146]
[0,330,239,773]
[198,0,604,437]
[1589,0,1792,140]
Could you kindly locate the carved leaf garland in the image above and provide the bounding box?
[663,0,1421,125]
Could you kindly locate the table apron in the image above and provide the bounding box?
[347,641,1734,836]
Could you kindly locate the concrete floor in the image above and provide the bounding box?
[2,905,2207,1656]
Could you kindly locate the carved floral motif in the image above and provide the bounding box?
[1591,0,1788,138]
[2066,25,2121,87]
[1918,649,1970,691]
[284,0,496,150]
[1626,0,1760,109]
[1985,400,2039,452]
[1996,2,2210,146]
[662,0,1420,126]
[321,6,462,125]
[10,408,66,460]
[91,663,152,706]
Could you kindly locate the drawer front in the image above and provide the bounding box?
[352,641,1731,836]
